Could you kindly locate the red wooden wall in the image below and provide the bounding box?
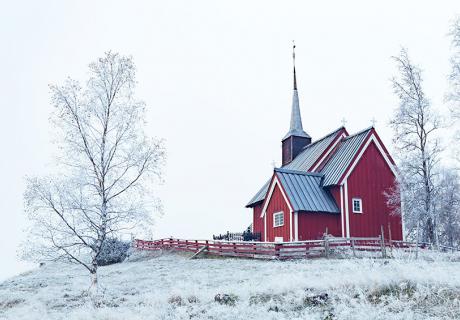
[297,212,341,240]
[264,184,291,242]
[252,203,264,241]
[346,142,403,240]
[328,185,344,237]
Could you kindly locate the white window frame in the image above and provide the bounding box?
[273,211,284,227]
[352,198,362,213]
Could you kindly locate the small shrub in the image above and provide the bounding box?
[367,281,417,304]
[168,295,184,306]
[0,298,25,310]
[323,311,335,320]
[303,293,329,307]
[249,293,285,305]
[187,295,199,303]
[96,238,130,266]
[214,293,238,306]
[268,305,280,312]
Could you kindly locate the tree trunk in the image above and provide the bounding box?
[90,270,98,290]
[415,220,420,260]
[89,266,99,302]
[89,247,100,301]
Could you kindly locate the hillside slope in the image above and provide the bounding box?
[1,251,460,320]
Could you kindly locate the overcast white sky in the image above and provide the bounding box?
[1,0,459,280]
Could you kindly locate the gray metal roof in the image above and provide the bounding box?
[320,127,372,186]
[275,168,339,213]
[282,89,310,140]
[284,127,344,171]
[246,127,345,208]
[246,179,270,207]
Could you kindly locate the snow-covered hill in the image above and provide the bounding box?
[1,250,460,320]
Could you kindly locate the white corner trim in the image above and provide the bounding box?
[260,176,293,218]
[289,210,293,241]
[400,189,406,241]
[311,133,347,172]
[341,134,398,184]
[344,180,350,238]
[264,209,267,242]
[340,185,345,237]
[294,212,299,241]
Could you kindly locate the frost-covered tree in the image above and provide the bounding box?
[436,169,460,248]
[448,18,460,164]
[24,52,165,294]
[390,48,441,245]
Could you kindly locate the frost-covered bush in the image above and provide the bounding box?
[96,238,131,266]
[214,293,238,306]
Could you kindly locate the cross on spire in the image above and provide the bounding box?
[371,117,377,127]
[341,117,347,127]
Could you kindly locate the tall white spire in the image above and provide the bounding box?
[283,42,310,140]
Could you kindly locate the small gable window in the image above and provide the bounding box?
[352,198,362,213]
[273,211,284,227]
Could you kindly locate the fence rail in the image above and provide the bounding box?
[135,235,460,259]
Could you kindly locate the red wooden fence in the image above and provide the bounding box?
[133,237,460,260]
[133,237,414,259]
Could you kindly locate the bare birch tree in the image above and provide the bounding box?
[390,48,441,245]
[24,52,165,294]
[436,169,460,248]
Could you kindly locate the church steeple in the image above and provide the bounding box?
[283,43,310,140]
[281,42,311,166]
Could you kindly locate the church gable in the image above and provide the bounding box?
[345,141,402,240]
[263,181,292,242]
[338,130,398,185]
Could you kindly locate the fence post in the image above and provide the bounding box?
[227,231,230,241]
[233,242,236,256]
[388,223,393,255]
[380,225,386,259]
[351,238,356,258]
[324,237,330,259]
[275,243,281,259]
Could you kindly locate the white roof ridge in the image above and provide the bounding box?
[342,126,373,141]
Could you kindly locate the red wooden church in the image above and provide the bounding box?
[246,51,403,243]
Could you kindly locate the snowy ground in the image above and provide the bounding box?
[1,250,460,320]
